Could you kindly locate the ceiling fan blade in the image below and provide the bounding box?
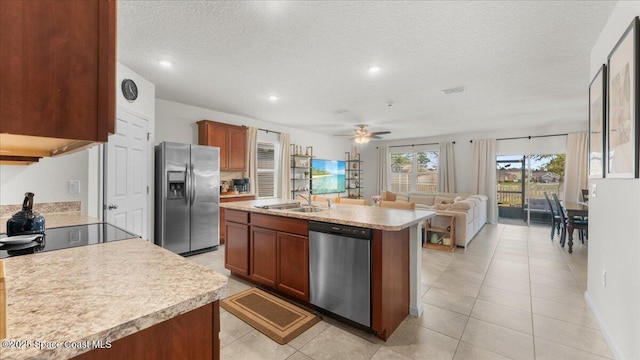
[370,135,383,139]
[369,131,391,136]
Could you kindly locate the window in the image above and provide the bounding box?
[390,148,438,192]
[256,142,279,199]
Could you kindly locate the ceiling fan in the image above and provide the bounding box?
[334,125,391,144]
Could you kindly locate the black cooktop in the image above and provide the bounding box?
[0,223,139,259]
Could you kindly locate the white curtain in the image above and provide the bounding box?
[564,132,588,203]
[376,146,389,193]
[438,142,456,193]
[471,139,497,223]
[246,127,258,195]
[279,133,291,199]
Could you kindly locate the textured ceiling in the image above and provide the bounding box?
[118,1,616,140]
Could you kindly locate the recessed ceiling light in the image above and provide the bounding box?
[368,65,381,74]
[158,60,172,67]
[441,86,466,95]
[268,95,279,102]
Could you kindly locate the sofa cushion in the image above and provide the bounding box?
[450,201,472,210]
[396,194,409,202]
[434,195,457,204]
[415,204,434,210]
[434,203,452,210]
[409,193,436,206]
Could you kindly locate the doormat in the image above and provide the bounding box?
[221,288,320,345]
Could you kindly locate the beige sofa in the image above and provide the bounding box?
[380,191,488,248]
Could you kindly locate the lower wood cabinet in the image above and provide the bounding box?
[225,221,249,276]
[277,232,309,300]
[73,301,220,360]
[220,195,255,245]
[249,226,277,288]
[224,211,309,302]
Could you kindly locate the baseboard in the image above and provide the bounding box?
[584,291,625,360]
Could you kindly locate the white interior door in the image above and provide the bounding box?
[105,108,149,238]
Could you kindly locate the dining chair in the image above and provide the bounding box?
[335,198,367,205]
[379,200,416,210]
[543,191,561,240]
[581,189,589,202]
[552,192,588,247]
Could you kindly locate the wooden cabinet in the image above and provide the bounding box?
[277,232,309,300]
[73,301,220,360]
[250,227,278,287]
[224,211,310,302]
[0,0,116,163]
[423,213,456,252]
[197,120,247,171]
[224,210,250,276]
[220,195,255,244]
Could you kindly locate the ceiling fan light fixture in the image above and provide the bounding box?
[355,135,370,144]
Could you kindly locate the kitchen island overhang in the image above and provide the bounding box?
[221,199,435,340]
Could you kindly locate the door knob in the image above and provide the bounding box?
[108,204,118,210]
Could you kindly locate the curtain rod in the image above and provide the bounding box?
[257,128,281,135]
[387,141,455,149]
[469,133,568,143]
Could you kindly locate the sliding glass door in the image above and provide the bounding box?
[497,154,565,225]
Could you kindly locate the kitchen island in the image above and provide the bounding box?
[220,199,435,340]
[0,238,227,359]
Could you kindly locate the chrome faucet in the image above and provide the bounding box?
[326,199,331,209]
[298,193,313,207]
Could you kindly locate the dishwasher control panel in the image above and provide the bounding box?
[308,221,371,240]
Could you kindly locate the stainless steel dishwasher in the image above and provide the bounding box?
[308,221,371,327]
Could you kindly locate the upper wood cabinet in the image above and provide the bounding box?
[0,0,116,163]
[197,120,247,171]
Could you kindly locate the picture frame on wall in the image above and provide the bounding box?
[606,16,639,178]
[589,64,607,178]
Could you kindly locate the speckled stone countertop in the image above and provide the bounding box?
[220,198,435,231]
[0,239,227,359]
[0,212,101,234]
[220,192,255,199]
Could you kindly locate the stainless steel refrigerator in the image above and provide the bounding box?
[155,142,220,255]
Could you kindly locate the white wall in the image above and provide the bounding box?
[0,151,89,211]
[586,3,640,360]
[360,122,586,200]
[155,99,351,161]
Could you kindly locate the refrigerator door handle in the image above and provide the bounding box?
[190,163,196,205]
[185,164,191,206]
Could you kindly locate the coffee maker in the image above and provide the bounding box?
[232,178,250,193]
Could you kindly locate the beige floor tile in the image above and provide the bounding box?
[223,276,252,298]
[477,286,532,312]
[529,263,574,280]
[453,341,511,360]
[439,267,486,285]
[370,347,413,360]
[422,287,477,315]
[432,276,482,298]
[492,252,529,264]
[299,325,380,360]
[219,311,254,347]
[530,273,581,292]
[531,297,599,329]
[461,318,534,360]
[383,321,459,360]
[287,320,330,350]
[286,351,314,360]
[534,337,611,360]
[530,284,586,307]
[221,330,296,360]
[471,299,532,335]
[405,302,469,339]
[483,274,530,295]
[486,266,530,282]
[533,314,613,358]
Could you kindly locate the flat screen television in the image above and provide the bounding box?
[311,159,346,195]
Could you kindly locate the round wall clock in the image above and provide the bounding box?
[121,79,138,101]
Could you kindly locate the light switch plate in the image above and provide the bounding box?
[591,183,597,198]
[68,180,80,194]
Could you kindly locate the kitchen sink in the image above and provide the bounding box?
[288,206,323,213]
[254,202,301,210]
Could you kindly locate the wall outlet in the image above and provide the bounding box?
[602,270,607,287]
[68,180,80,194]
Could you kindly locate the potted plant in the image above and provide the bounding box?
[303,171,309,179]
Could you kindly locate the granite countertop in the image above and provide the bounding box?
[0,238,227,359]
[0,212,101,234]
[220,198,435,231]
[220,192,255,199]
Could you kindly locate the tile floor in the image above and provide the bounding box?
[189,223,612,360]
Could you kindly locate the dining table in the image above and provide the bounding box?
[564,201,588,253]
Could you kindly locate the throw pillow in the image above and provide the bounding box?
[453,196,463,203]
[434,203,452,210]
